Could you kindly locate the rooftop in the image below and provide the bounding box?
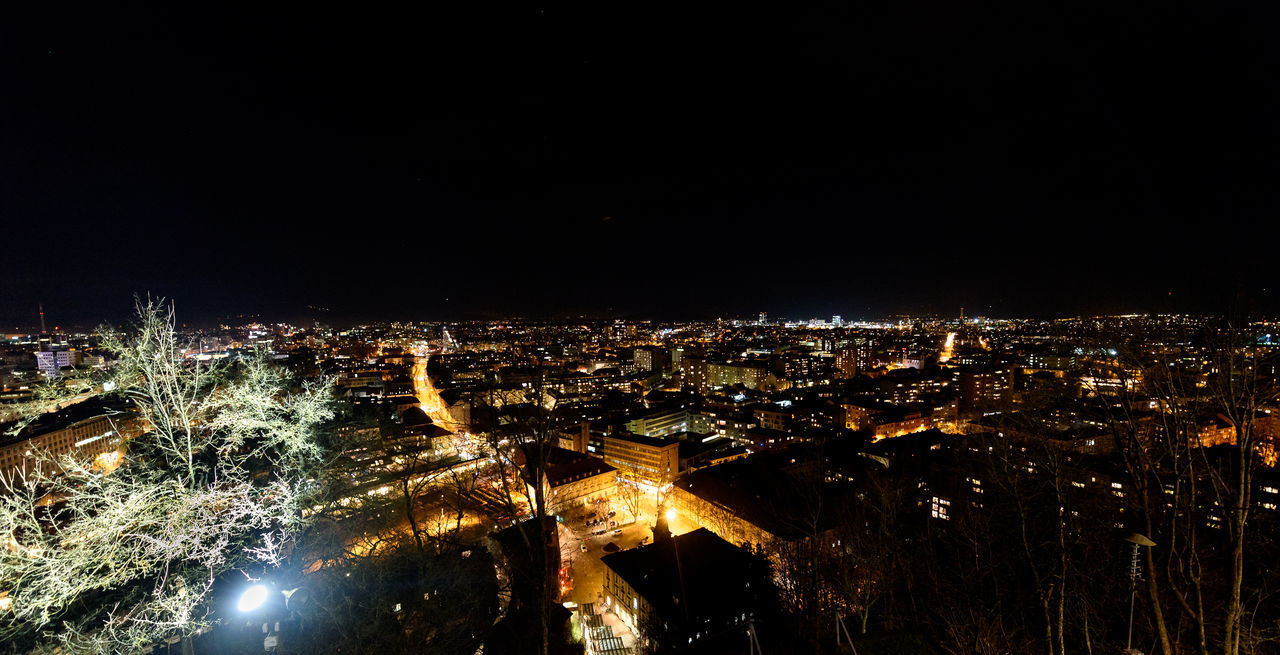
[0,396,129,449]
[544,447,616,487]
[600,528,757,626]
[604,432,679,450]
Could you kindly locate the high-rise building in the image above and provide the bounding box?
[680,356,707,393]
[956,367,1014,417]
[834,344,863,378]
[611,320,638,341]
[633,346,671,373]
[35,303,74,378]
[757,311,768,325]
[35,349,74,378]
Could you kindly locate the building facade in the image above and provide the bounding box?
[601,433,680,487]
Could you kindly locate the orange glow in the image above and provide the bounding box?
[411,355,463,431]
[939,332,956,363]
[92,450,123,472]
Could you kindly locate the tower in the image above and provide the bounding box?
[37,304,52,353]
[653,510,672,543]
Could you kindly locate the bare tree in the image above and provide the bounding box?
[615,473,645,524]
[472,354,562,655]
[1096,319,1277,655]
[0,299,333,654]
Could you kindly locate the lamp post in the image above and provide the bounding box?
[1122,532,1156,655]
[236,582,308,653]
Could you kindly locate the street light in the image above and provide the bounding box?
[237,584,269,613]
[1122,532,1156,655]
[281,586,309,612]
[236,582,308,653]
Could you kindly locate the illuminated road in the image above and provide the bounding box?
[939,332,956,363]
[561,493,699,606]
[411,354,464,432]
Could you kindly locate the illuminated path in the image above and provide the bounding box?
[411,354,464,432]
[939,332,956,363]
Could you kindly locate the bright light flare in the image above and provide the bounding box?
[665,509,677,522]
[237,584,269,613]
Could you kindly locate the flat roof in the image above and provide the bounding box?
[604,432,679,450]
[0,396,128,449]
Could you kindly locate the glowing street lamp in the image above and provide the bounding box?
[237,584,270,613]
[235,582,309,653]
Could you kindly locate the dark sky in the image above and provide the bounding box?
[2,2,1277,328]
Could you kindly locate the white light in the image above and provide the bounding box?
[665,509,677,522]
[74,433,106,448]
[237,584,269,612]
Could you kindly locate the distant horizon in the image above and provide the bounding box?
[5,300,1277,334]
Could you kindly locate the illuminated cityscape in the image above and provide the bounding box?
[3,3,1279,655]
[3,312,1280,654]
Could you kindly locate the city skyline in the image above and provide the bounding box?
[7,303,1279,335]
[4,302,1278,654]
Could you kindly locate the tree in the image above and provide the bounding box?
[279,397,500,654]
[1093,318,1279,655]
[615,474,645,524]
[0,299,333,653]
[471,355,564,655]
[283,503,499,655]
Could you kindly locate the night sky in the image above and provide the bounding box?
[2,3,1277,328]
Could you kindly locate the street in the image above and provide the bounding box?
[556,492,701,605]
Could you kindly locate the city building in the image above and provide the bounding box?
[842,401,936,439]
[956,366,1014,418]
[525,446,616,513]
[668,453,836,552]
[632,346,671,373]
[752,405,792,431]
[399,406,456,456]
[679,355,707,393]
[35,348,74,378]
[625,407,695,438]
[601,432,680,487]
[834,345,859,378]
[600,526,770,649]
[706,361,770,390]
[0,398,137,476]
